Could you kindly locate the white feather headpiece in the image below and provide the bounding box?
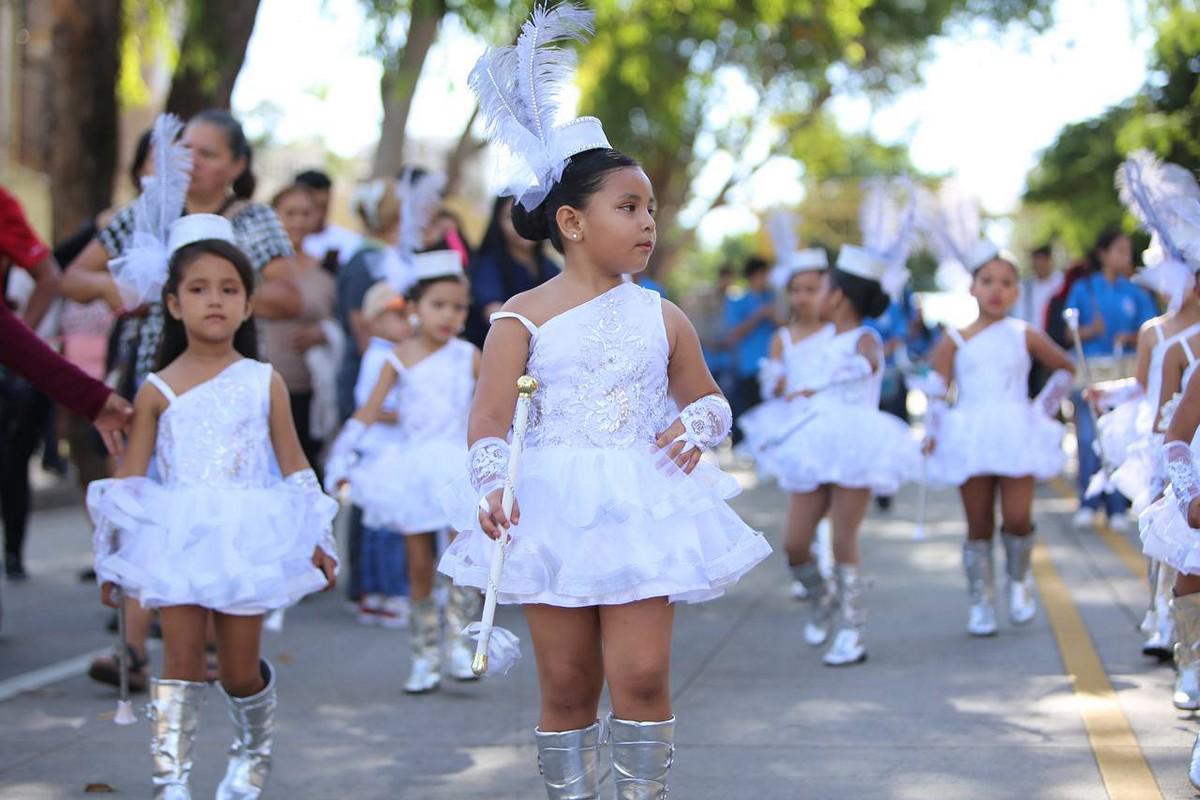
[107,113,192,309]
[766,209,827,290]
[839,177,917,300]
[470,2,610,211]
[1117,150,1200,310]
[918,180,1009,293]
[397,167,447,260]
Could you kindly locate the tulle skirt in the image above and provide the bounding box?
[88,477,338,615]
[352,437,463,533]
[1111,433,1164,513]
[736,397,816,461]
[1140,488,1200,575]
[925,401,1065,486]
[754,405,921,495]
[437,445,772,607]
[1097,398,1149,468]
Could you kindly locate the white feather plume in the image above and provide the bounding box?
[919,179,987,292]
[860,177,917,299]
[469,3,594,209]
[398,167,447,259]
[1116,150,1200,266]
[107,113,192,309]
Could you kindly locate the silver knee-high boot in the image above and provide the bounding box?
[534,721,605,800]
[609,715,675,800]
[444,584,483,681]
[1001,530,1037,625]
[1173,593,1200,710]
[823,564,867,666]
[791,562,833,646]
[963,539,998,636]
[405,596,442,694]
[1146,562,1177,660]
[149,678,207,800]
[215,660,276,800]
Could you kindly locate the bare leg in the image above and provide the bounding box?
[784,488,830,566]
[997,475,1035,535]
[827,486,870,565]
[158,605,209,683]
[960,475,998,542]
[961,476,1000,635]
[524,604,605,732]
[599,598,675,722]
[405,532,437,601]
[212,613,266,697]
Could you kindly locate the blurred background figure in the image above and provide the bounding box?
[297,169,362,273]
[725,257,778,445]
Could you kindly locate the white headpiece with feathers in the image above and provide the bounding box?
[397,167,447,260]
[919,180,1006,293]
[766,209,827,290]
[1117,150,1200,311]
[107,113,192,309]
[837,177,917,300]
[470,2,610,211]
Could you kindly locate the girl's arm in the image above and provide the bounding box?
[922,333,957,454]
[1133,321,1160,389]
[656,301,725,475]
[469,316,530,538]
[1027,327,1076,374]
[267,370,337,585]
[1167,367,1200,447]
[760,332,786,399]
[1154,343,1187,433]
[113,383,163,479]
[61,239,124,311]
[255,257,304,320]
[352,362,401,426]
[1165,368,1200,528]
[1027,326,1076,417]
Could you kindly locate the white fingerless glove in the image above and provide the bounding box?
[469,436,510,506]
[915,372,948,446]
[323,419,366,494]
[673,394,733,454]
[1034,369,1073,417]
[1164,440,1200,526]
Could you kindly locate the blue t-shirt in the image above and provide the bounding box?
[1065,273,1157,357]
[724,289,776,378]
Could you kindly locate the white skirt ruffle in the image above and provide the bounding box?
[1140,488,1200,574]
[88,477,338,615]
[352,437,462,533]
[1111,433,1164,514]
[755,406,920,495]
[437,446,772,607]
[925,401,1065,486]
[1096,398,1149,469]
[736,397,815,461]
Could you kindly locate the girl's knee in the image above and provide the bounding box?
[219,659,267,698]
[611,659,670,708]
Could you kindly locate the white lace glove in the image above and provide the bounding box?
[1164,440,1200,527]
[673,394,733,455]
[286,468,339,559]
[1034,369,1073,417]
[757,357,786,399]
[469,436,510,508]
[323,419,366,494]
[914,372,948,448]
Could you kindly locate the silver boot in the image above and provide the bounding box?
[534,720,605,800]
[963,539,998,636]
[215,660,276,800]
[148,678,207,800]
[1173,593,1200,710]
[445,584,483,682]
[609,715,675,800]
[1001,530,1037,625]
[405,597,442,694]
[823,564,867,666]
[1145,562,1177,660]
[791,561,833,646]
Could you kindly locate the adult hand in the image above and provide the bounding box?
[93,392,134,456]
[288,324,326,352]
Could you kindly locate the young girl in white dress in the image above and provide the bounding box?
[328,251,480,694]
[438,7,771,797]
[923,242,1075,637]
[89,216,338,800]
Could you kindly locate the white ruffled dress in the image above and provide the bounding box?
[752,326,920,495]
[925,319,1065,485]
[350,339,475,533]
[87,360,338,615]
[737,324,833,458]
[438,282,772,607]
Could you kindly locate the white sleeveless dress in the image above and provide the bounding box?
[925,318,1065,485]
[438,282,771,607]
[351,338,475,533]
[752,326,920,494]
[87,359,339,614]
[1140,335,1200,572]
[737,324,834,457]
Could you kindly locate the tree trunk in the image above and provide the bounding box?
[48,0,121,240]
[372,0,446,177]
[165,0,262,118]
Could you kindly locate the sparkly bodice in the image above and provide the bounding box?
[517,283,673,449]
[780,325,835,394]
[389,338,475,443]
[808,327,884,411]
[952,318,1030,408]
[149,360,274,489]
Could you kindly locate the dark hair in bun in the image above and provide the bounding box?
[831,268,890,320]
[510,147,640,254]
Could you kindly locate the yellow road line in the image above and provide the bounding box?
[1032,542,1163,799]
[1050,476,1145,579]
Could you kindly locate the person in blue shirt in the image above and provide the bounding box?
[725,257,779,444]
[1065,230,1156,529]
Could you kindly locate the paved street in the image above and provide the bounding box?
[0,467,1194,799]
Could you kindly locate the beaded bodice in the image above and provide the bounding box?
[389,338,475,443]
[952,318,1030,408]
[149,359,274,489]
[519,282,674,449]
